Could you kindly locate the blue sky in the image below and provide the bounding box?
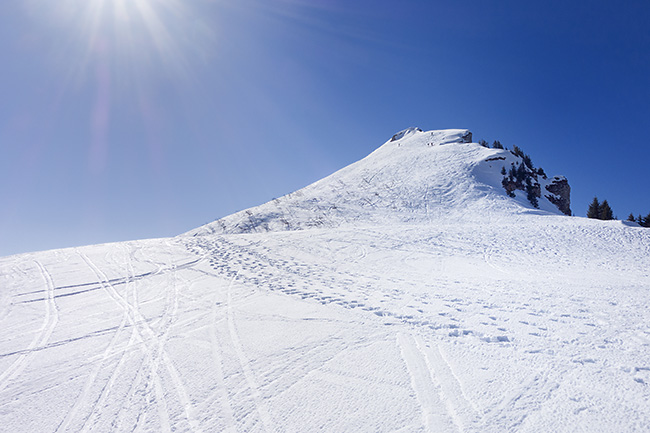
[1,0,649,256]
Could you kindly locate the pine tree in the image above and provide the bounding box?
[598,200,614,220]
[501,177,515,197]
[492,140,504,149]
[642,212,650,228]
[478,139,489,148]
[522,153,534,170]
[515,163,527,182]
[525,178,538,208]
[511,145,524,158]
[627,213,636,222]
[587,197,600,219]
[508,165,517,180]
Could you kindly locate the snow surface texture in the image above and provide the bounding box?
[1,129,649,432]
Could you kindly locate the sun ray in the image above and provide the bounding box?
[133,0,189,79]
[21,0,218,171]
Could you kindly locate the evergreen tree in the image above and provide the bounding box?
[587,197,600,219]
[492,140,504,149]
[478,139,489,148]
[501,177,515,197]
[598,200,614,220]
[500,166,506,175]
[508,165,517,180]
[627,213,636,222]
[511,145,524,158]
[515,163,527,182]
[522,153,534,170]
[642,212,650,228]
[525,179,538,208]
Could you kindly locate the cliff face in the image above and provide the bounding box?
[460,130,473,143]
[499,163,571,216]
[545,176,571,216]
[477,143,572,216]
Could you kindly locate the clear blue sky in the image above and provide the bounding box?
[1,0,649,256]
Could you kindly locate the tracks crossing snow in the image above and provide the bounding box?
[0,261,59,394]
[227,271,276,432]
[397,333,459,432]
[78,248,203,433]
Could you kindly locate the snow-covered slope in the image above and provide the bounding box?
[186,128,568,237]
[1,129,649,432]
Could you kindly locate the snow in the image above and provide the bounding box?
[1,129,649,432]
[390,127,423,142]
[184,129,535,237]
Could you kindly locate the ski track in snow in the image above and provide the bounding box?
[78,249,171,433]
[0,261,59,394]
[226,271,275,432]
[397,333,458,432]
[55,253,131,433]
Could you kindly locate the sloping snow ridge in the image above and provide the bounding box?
[1,128,649,432]
[186,128,563,237]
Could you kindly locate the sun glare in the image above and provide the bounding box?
[23,0,217,172]
[88,0,189,77]
[28,0,215,87]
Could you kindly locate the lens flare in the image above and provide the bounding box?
[32,0,206,85]
[23,0,216,172]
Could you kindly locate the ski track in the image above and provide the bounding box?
[227,271,275,432]
[413,336,478,432]
[78,248,202,433]
[0,261,59,394]
[57,245,151,433]
[120,244,174,433]
[207,275,238,432]
[77,249,154,433]
[55,295,129,433]
[397,333,458,432]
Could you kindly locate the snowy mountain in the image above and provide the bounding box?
[187,128,569,237]
[1,129,649,432]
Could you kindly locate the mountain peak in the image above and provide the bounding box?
[386,127,472,147]
[185,128,568,237]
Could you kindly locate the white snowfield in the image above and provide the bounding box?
[1,129,649,432]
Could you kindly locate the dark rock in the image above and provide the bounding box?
[545,177,571,216]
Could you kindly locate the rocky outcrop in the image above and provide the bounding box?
[500,160,543,208]
[494,144,571,216]
[460,131,472,143]
[545,176,571,216]
[390,127,422,142]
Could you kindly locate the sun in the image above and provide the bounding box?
[22,0,217,171]
[26,0,211,87]
[85,0,189,78]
